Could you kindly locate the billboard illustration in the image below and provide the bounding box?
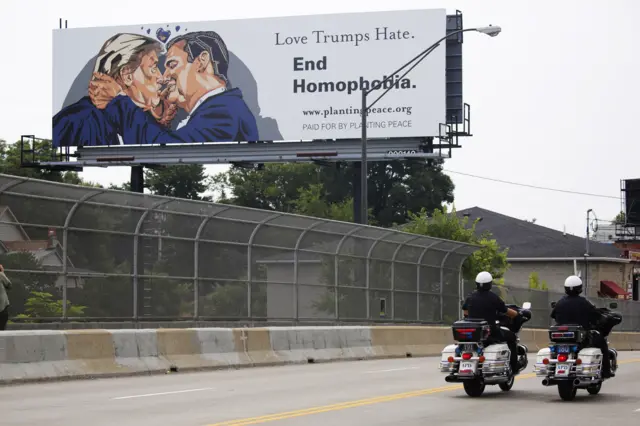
[52,9,447,148]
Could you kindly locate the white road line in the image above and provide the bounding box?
[635,408,640,412]
[112,387,216,400]
[364,367,421,374]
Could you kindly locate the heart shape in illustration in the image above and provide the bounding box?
[156,28,171,43]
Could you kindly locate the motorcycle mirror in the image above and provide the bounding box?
[609,302,618,309]
[522,302,531,310]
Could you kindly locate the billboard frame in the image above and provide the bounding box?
[616,178,640,242]
[22,10,471,169]
[21,10,475,224]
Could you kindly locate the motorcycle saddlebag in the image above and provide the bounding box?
[452,320,491,342]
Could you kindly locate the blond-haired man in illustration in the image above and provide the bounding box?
[53,33,177,147]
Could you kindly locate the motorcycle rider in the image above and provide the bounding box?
[550,275,614,378]
[462,271,520,373]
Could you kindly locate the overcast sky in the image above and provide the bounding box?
[0,0,636,238]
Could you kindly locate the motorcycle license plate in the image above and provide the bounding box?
[459,361,477,375]
[555,363,570,377]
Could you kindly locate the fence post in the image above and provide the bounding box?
[246,214,283,320]
[334,226,365,322]
[293,221,324,323]
[133,199,172,320]
[366,231,395,321]
[390,236,420,321]
[193,208,231,320]
[61,189,106,320]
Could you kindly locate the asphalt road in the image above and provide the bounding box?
[2,352,640,426]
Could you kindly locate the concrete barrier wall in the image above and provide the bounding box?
[1,327,639,385]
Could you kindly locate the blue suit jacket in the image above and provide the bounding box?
[52,96,120,147]
[103,88,259,144]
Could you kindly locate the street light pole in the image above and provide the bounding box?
[357,25,501,225]
[586,209,593,257]
[360,89,368,224]
[585,208,594,294]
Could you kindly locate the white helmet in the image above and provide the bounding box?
[564,275,583,295]
[475,271,493,291]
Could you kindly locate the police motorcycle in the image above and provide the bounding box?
[534,301,622,401]
[440,302,533,397]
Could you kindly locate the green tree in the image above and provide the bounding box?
[613,211,626,224]
[0,252,58,316]
[398,205,510,313]
[0,139,101,187]
[212,159,454,227]
[109,182,132,191]
[197,283,267,318]
[145,165,211,200]
[401,205,510,283]
[528,272,548,291]
[0,138,144,319]
[17,291,86,319]
[292,183,364,222]
[211,163,321,212]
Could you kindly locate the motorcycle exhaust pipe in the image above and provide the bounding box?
[573,378,581,387]
[542,378,550,386]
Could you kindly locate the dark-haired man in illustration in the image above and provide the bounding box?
[53,33,175,147]
[90,30,259,144]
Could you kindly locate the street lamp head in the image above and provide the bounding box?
[476,25,501,37]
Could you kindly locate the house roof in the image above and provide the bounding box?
[455,207,623,259]
[0,205,77,269]
[0,205,31,240]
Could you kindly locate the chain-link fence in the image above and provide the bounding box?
[0,174,480,326]
[461,281,640,332]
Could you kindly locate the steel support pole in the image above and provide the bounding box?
[360,89,368,225]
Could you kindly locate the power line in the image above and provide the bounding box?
[443,169,620,200]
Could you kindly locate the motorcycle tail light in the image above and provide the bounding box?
[558,354,568,362]
[462,353,472,360]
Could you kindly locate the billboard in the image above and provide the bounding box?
[624,178,640,225]
[52,9,447,148]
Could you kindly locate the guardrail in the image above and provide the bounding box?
[1,326,638,385]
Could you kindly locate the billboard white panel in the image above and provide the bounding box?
[52,9,446,148]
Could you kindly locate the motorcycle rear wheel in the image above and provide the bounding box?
[499,375,515,391]
[587,383,602,395]
[558,382,577,401]
[463,379,486,397]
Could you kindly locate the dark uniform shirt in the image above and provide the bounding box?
[550,294,599,329]
[462,290,508,334]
